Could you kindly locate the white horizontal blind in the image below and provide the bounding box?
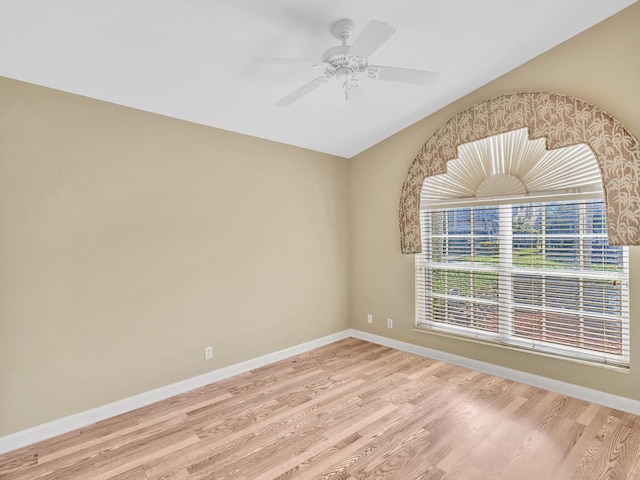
[416,199,629,367]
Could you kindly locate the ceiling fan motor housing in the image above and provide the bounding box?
[321,45,367,77]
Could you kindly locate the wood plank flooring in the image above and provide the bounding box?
[2,338,640,479]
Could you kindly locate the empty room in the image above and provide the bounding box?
[2,1,640,479]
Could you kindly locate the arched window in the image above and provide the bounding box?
[400,92,640,368]
[416,129,629,366]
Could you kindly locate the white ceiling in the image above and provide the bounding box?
[0,1,635,158]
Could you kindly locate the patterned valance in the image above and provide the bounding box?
[399,92,640,254]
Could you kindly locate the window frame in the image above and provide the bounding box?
[415,193,630,368]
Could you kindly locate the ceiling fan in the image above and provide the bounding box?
[257,18,439,110]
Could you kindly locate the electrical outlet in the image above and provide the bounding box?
[205,346,213,360]
[387,318,393,329]
[367,314,373,324]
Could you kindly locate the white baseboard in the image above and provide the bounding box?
[4,328,639,456]
[0,330,351,455]
[348,329,640,416]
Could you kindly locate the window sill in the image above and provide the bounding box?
[412,325,630,374]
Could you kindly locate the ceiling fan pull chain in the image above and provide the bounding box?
[344,70,349,101]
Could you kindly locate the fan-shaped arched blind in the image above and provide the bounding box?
[421,128,602,207]
[399,92,640,254]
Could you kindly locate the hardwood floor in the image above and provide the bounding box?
[2,338,640,480]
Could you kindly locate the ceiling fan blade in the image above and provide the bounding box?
[348,86,371,116]
[275,76,330,106]
[368,66,439,86]
[347,20,396,58]
[255,57,329,69]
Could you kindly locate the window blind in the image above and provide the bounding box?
[416,199,629,367]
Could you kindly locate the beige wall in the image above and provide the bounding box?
[0,78,349,435]
[350,3,640,400]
